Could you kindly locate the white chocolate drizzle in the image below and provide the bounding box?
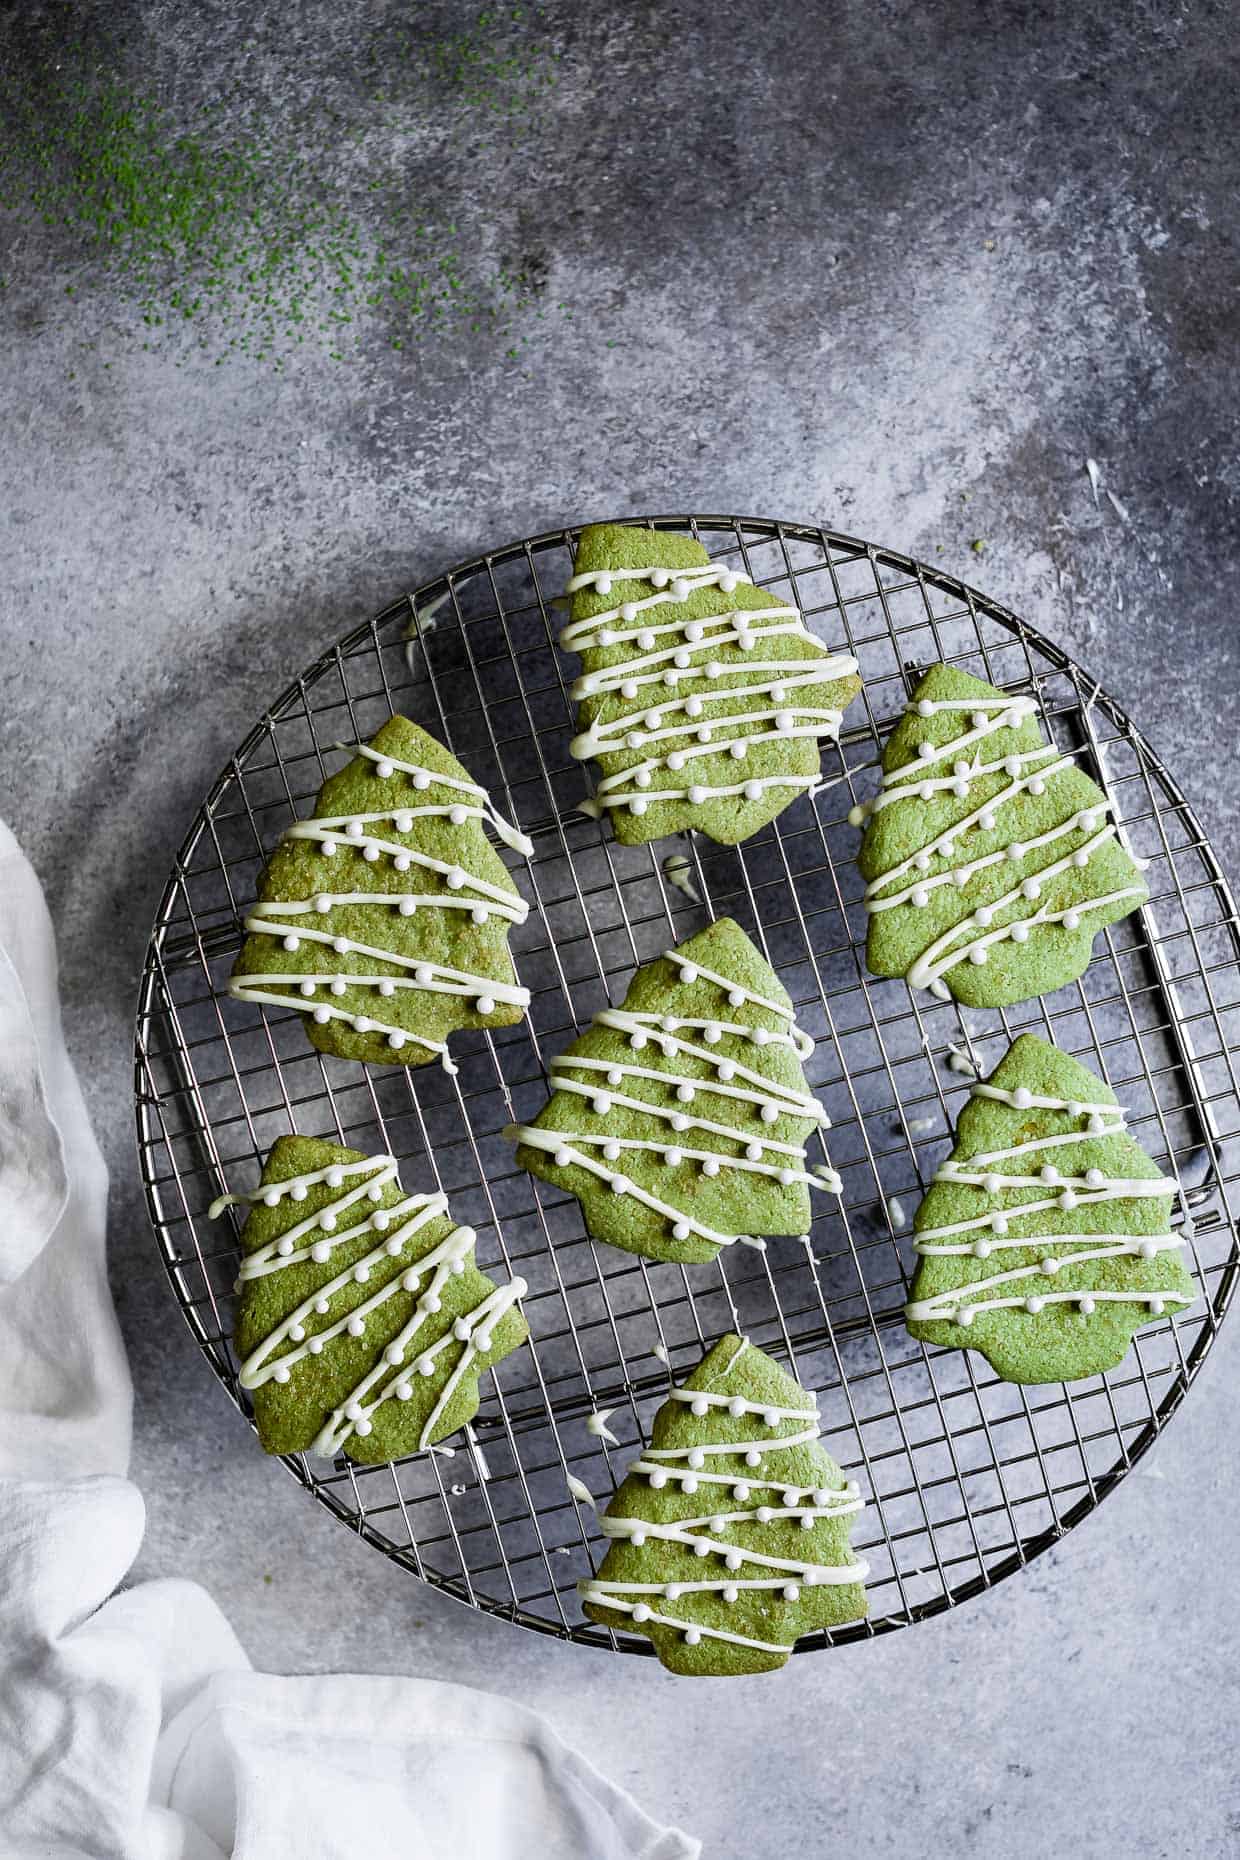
[212,1154,526,1455]
[561,562,857,820]
[580,1338,868,1654]
[230,745,532,1070]
[506,949,839,1255]
[854,692,1152,991]
[905,1084,1194,1325]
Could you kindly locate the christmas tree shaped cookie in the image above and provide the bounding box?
[905,1035,1195,1383]
[580,1334,868,1675]
[854,664,1150,1007]
[230,717,532,1071]
[562,523,861,845]
[212,1136,528,1461]
[506,919,839,1265]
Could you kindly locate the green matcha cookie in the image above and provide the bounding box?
[229,716,531,1070]
[905,1035,1195,1383]
[214,1135,528,1462]
[506,919,839,1265]
[854,665,1150,1007]
[580,1333,868,1675]
[562,523,862,845]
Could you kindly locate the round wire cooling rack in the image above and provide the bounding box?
[134,515,1240,1651]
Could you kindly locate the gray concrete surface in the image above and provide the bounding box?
[4,2,1240,1854]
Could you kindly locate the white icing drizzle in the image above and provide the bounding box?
[906,1085,1193,1325]
[506,953,839,1252]
[855,692,1151,989]
[230,746,532,1068]
[212,1154,526,1455]
[561,562,857,818]
[580,1339,867,1653]
[340,742,534,856]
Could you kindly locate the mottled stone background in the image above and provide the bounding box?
[3,2,1239,1854]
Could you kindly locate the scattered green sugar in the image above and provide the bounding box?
[0,6,566,368]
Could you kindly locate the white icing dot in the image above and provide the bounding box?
[1078,1295,1096,1316]
[1138,1239,1158,1259]
[346,820,364,840]
[629,797,648,816]
[975,905,993,927]
[1011,923,1029,943]
[991,1214,1009,1235]
[593,1095,612,1116]
[683,1628,701,1646]
[665,1147,683,1167]
[395,813,414,833]
[378,978,395,997]
[701,1157,720,1178]
[756,1506,774,1525]
[760,1104,780,1124]
[744,780,763,801]
[1059,1188,1078,1210]
[395,1382,412,1401]
[716,1060,735,1082]
[553,1147,571,1168]
[917,741,936,761]
[729,740,747,760]
[1149,1296,1166,1316]
[1025,1296,1045,1314]
[307,1336,323,1355]
[682,1476,699,1495]
[1063,911,1081,931]
[595,573,612,595]
[745,1449,762,1467]
[673,650,691,670]
[958,1305,976,1326]
[672,1220,691,1241]
[667,750,686,771]
[315,1296,330,1314]
[689,1395,709,1416]
[1072,849,1090,869]
[273,1365,290,1383]
[619,679,637,700]
[778,1167,795,1186]
[745,1142,763,1161]
[917,699,934,716]
[347,1315,365,1337]
[610,1174,631,1196]
[982,1173,1001,1195]
[686,1447,705,1470]
[969,946,988,965]
[973,1238,991,1259]
[282,934,300,952]
[722,1585,739,1605]
[354,1017,371,1033]
[672,577,690,601]
[919,783,934,801]
[354,1263,370,1284]
[1021,878,1041,900]
[417,1355,435,1377]
[775,711,794,734]
[1088,1114,1106,1135]
[1007,843,1025,863]
[631,1602,651,1623]
[1013,1088,1033,1109]
[598,629,615,647]
[1029,777,1046,796]
[363,845,381,864]
[1040,1164,1060,1185]
[648,1469,667,1489]
[687,785,707,806]
[979,810,996,831]
[620,602,637,623]
[671,1113,689,1132]
[725,1549,743,1571]
[638,628,656,648]
[676,1083,695,1103]
[311,1241,330,1263]
[1078,811,1097,831]
[321,838,337,856]
[1041,1256,1060,1276]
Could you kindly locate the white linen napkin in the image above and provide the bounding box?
[0,821,698,1860]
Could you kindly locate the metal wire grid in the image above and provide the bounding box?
[134,516,1240,1651]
